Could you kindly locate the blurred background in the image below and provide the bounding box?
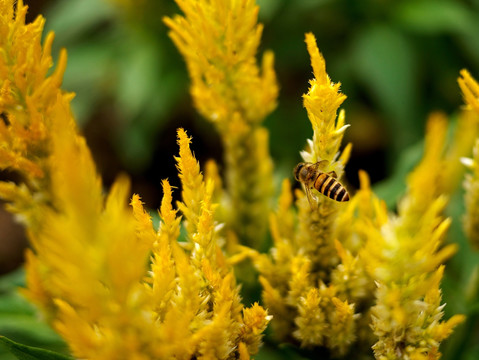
[1,0,479,358]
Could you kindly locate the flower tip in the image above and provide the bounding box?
[304,32,326,83]
[130,194,143,207]
[358,170,371,189]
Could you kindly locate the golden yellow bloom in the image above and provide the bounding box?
[459,70,479,250]
[1,1,269,358]
[254,32,465,358]
[0,0,67,223]
[295,32,352,277]
[253,33,362,356]
[164,0,279,247]
[462,139,479,249]
[458,69,479,114]
[362,114,466,360]
[302,32,349,166]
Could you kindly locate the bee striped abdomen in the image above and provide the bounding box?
[314,173,349,202]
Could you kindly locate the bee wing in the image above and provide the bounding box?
[303,184,317,210]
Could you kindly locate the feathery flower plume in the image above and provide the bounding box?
[459,69,479,114]
[362,113,466,360]
[460,70,479,249]
[295,32,352,279]
[164,0,279,247]
[253,33,362,356]
[254,33,467,359]
[0,1,269,358]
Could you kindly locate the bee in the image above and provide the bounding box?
[294,160,349,207]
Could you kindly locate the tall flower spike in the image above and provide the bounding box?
[164,0,278,247]
[253,33,364,356]
[295,32,352,275]
[362,114,465,360]
[459,70,479,250]
[302,32,349,166]
[459,69,479,114]
[1,1,270,358]
[0,0,68,226]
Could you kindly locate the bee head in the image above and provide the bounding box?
[293,163,306,181]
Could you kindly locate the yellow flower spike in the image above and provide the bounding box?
[443,110,479,194]
[1,1,273,356]
[165,0,278,247]
[148,181,179,319]
[463,139,479,249]
[293,288,327,347]
[293,33,352,284]
[364,113,465,360]
[400,112,448,224]
[287,256,312,306]
[52,299,102,358]
[130,194,157,247]
[303,33,348,165]
[204,158,224,205]
[0,0,68,191]
[275,178,296,241]
[459,69,479,114]
[258,276,293,340]
[240,303,271,354]
[175,128,205,236]
[328,297,357,356]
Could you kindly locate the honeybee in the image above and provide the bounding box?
[294,160,349,207]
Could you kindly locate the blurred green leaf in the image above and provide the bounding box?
[0,336,72,360]
[0,292,34,316]
[0,268,25,293]
[0,269,67,354]
[395,0,477,35]
[350,24,421,151]
[61,37,118,125]
[44,0,114,44]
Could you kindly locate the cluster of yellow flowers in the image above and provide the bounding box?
[1,0,478,359]
[460,70,479,250]
[0,1,269,359]
[164,0,279,247]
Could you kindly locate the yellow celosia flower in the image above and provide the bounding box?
[462,139,479,250]
[458,69,479,114]
[253,33,362,356]
[302,32,349,167]
[459,70,479,250]
[254,32,467,359]
[295,32,352,277]
[361,113,466,360]
[1,1,270,358]
[0,0,67,224]
[164,0,279,247]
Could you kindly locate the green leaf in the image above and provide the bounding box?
[0,268,26,293]
[44,0,114,44]
[350,24,421,151]
[0,336,72,360]
[395,0,476,35]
